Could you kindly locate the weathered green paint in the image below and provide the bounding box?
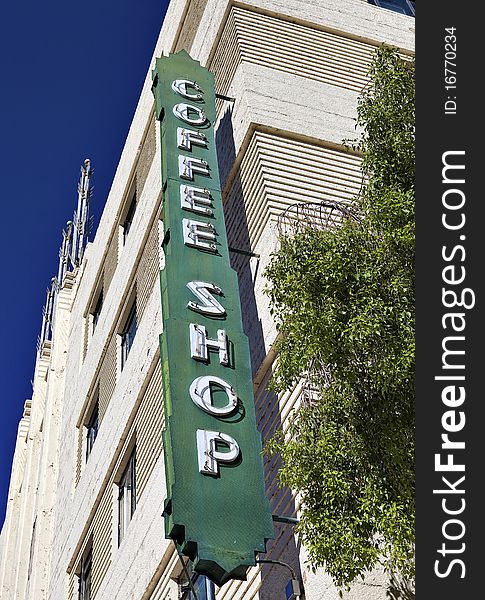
[152,51,274,587]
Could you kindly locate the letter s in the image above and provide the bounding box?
[434,558,466,578]
[442,244,465,262]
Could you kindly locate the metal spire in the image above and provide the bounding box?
[36,159,94,357]
[57,221,73,288]
[36,279,57,353]
[70,158,94,268]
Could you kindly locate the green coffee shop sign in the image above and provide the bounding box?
[152,51,274,586]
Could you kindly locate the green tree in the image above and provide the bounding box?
[264,47,415,589]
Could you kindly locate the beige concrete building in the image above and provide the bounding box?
[0,1,414,599]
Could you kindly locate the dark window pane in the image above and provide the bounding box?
[85,404,99,460]
[92,291,103,332]
[123,193,137,244]
[79,550,92,600]
[121,303,137,369]
[118,451,136,545]
[182,574,215,600]
[368,0,415,16]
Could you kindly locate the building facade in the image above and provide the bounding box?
[0,1,414,599]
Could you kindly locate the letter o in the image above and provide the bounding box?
[190,375,238,416]
[442,188,466,210]
[442,518,465,541]
[173,103,207,125]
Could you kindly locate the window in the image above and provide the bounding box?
[120,300,137,370]
[85,401,99,461]
[368,0,415,16]
[91,289,103,333]
[118,450,136,545]
[78,548,92,600]
[122,192,137,244]
[180,572,215,600]
[27,519,36,582]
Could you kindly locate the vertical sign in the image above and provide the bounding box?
[152,51,274,586]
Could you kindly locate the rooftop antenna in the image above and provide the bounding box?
[37,279,57,354]
[37,288,51,354]
[70,159,94,268]
[57,221,73,288]
[35,160,94,363]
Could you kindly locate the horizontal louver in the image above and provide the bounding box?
[224,131,362,256]
[210,6,378,99]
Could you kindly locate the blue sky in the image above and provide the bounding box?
[0,0,170,528]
